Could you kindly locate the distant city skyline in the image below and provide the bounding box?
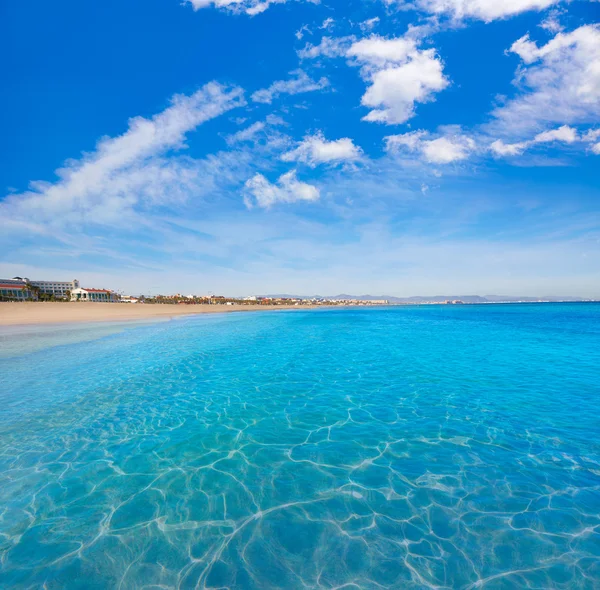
[1,0,599,297]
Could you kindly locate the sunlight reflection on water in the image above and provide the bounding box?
[1,305,599,589]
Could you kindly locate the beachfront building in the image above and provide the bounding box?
[120,296,139,303]
[12,277,79,300]
[31,278,79,299]
[71,288,118,302]
[0,278,33,301]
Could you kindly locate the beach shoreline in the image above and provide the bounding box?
[0,302,325,327]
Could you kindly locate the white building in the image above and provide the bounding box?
[13,277,79,299]
[71,288,118,302]
[120,296,139,303]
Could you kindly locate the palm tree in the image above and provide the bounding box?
[23,281,40,301]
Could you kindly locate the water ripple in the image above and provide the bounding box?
[1,305,599,588]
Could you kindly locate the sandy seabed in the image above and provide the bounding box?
[0,302,314,326]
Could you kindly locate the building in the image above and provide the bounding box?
[12,277,79,300]
[120,296,139,303]
[0,278,32,301]
[30,278,79,299]
[71,288,118,302]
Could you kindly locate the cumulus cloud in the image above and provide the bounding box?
[489,139,529,156]
[490,125,579,156]
[347,35,417,67]
[411,0,563,22]
[1,83,245,231]
[534,125,578,143]
[243,170,320,208]
[492,25,600,135]
[385,129,476,163]
[299,33,448,125]
[281,132,362,166]
[186,0,318,17]
[348,35,449,125]
[251,70,329,104]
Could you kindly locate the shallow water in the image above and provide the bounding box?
[0,319,166,359]
[1,304,599,589]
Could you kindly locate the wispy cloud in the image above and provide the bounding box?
[360,17,380,32]
[1,83,246,231]
[298,36,355,59]
[185,0,319,17]
[251,70,329,104]
[491,125,579,156]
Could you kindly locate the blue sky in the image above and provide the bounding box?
[1,0,599,296]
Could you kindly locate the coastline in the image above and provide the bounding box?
[0,302,324,327]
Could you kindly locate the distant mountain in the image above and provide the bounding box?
[265,293,592,303]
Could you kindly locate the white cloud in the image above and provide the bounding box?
[360,17,380,32]
[539,9,565,33]
[225,115,285,145]
[583,128,600,154]
[347,35,419,68]
[490,139,529,156]
[412,0,563,22]
[421,136,475,163]
[298,36,355,59]
[265,114,286,126]
[347,35,448,124]
[534,125,578,143]
[243,170,320,208]
[385,130,476,163]
[492,25,600,135]
[295,24,311,40]
[1,83,245,230]
[491,125,580,156]
[350,40,448,124]
[281,132,362,166]
[185,0,318,17]
[251,70,329,104]
[299,33,448,125]
[226,121,266,145]
[583,129,600,142]
[320,17,334,30]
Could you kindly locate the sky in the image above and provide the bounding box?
[1,0,599,297]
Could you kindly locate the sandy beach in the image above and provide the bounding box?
[0,302,315,326]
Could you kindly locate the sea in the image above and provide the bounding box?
[1,303,599,589]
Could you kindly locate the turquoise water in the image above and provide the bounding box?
[1,304,599,589]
